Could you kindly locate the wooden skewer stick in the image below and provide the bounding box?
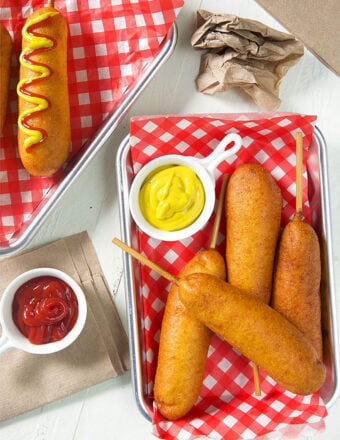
[47,0,55,7]
[253,364,261,396]
[296,132,303,214]
[210,174,229,249]
[112,237,178,284]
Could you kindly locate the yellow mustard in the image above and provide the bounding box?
[17,11,59,150]
[139,165,205,231]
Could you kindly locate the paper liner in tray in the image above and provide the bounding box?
[0,0,183,250]
[127,113,328,440]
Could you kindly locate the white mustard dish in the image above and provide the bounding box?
[129,132,242,241]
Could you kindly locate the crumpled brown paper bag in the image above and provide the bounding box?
[191,10,304,110]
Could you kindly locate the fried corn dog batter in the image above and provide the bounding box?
[179,273,326,395]
[272,212,323,359]
[226,163,282,303]
[154,249,226,420]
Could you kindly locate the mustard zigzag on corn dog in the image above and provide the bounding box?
[17,10,59,152]
[17,6,70,177]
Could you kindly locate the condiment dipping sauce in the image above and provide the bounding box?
[12,276,78,345]
[129,132,242,241]
[0,268,87,355]
[139,165,205,231]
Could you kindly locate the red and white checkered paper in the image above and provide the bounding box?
[129,113,328,440]
[0,0,183,247]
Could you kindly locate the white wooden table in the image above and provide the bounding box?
[1,1,339,439]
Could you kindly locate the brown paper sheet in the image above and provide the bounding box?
[0,231,130,422]
[191,10,304,111]
[255,0,340,76]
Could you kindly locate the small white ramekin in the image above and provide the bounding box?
[0,268,87,355]
[129,133,242,241]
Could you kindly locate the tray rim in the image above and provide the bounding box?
[117,134,151,421]
[116,124,340,421]
[0,22,178,256]
[313,127,340,408]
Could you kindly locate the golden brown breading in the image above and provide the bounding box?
[154,249,226,420]
[0,24,12,134]
[179,273,326,395]
[272,212,323,359]
[226,163,282,303]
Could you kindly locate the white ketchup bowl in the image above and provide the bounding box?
[129,133,242,241]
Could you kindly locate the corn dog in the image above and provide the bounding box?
[179,273,326,395]
[153,249,226,420]
[226,163,282,303]
[272,133,323,360]
[225,163,282,393]
[272,214,323,359]
[0,23,12,134]
[17,6,70,176]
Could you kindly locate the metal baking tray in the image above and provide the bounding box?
[0,23,177,256]
[116,126,339,421]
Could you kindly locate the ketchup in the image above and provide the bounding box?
[12,276,79,345]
